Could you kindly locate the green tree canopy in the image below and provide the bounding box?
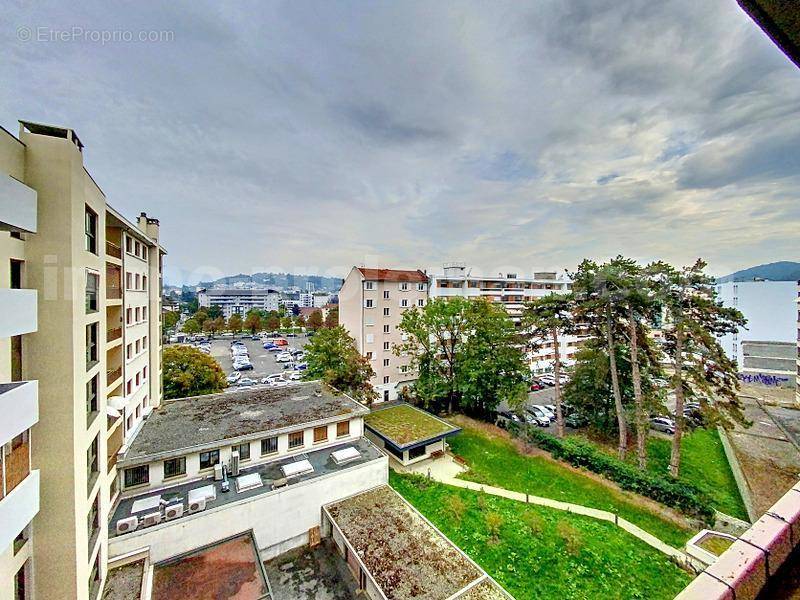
[303,326,376,404]
[228,313,243,333]
[207,305,222,319]
[324,306,338,328]
[163,310,180,330]
[163,345,226,399]
[182,318,201,334]
[307,310,324,331]
[244,311,262,334]
[193,311,209,326]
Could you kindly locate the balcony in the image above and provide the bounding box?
[3,438,30,497]
[106,264,122,301]
[107,327,122,343]
[0,289,37,338]
[106,240,122,260]
[107,421,123,473]
[107,367,122,387]
[0,469,39,553]
[0,381,38,445]
[0,174,37,233]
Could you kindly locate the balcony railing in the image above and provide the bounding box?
[107,367,122,386]
[106,241,122,260]
[107,327,122,343]
[3,440,30,497]
[106,264,122,300]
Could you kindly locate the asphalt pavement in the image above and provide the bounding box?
[207,335,309,382]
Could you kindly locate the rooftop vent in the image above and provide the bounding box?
[281,459,314,478]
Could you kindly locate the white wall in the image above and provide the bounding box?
[0,174,37,233]
[109,457,387,562]
[715,281,797,366]
[0,470,39,553]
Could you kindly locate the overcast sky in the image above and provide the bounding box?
[3,1,799,284]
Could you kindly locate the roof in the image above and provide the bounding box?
[737,0,800,68]
[356,267,428,283]
[122,382,368,464]
[364,404,460,449]
[199,288,280,296]
[325,485,510,600]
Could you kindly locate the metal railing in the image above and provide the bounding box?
[107,327,122,343]
[107,367,122,386]
[106,241,122,259]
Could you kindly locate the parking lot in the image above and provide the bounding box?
[207,335,310,384]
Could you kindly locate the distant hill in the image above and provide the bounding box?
[198,272,343,292]
[717,261,800,283]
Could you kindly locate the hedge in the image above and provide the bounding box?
[507,423,715,524]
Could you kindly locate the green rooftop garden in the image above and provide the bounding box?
[365,404,458,446]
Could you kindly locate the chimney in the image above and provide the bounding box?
[137,211,160,243]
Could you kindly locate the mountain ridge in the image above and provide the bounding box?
[717,261,800,283]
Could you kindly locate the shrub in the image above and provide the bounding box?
[522,510,545,535]
[485,512,504,542]
[444,495,466,522]
[507,423,715,524]
[556,521,583,556]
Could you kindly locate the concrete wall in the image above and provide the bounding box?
[108,456,388,563]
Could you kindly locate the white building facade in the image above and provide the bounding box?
[715,280,797,367]
[198,288,280,319]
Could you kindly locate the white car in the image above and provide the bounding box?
[276,354,293,363]
[269,379,290,387]
[238,377,257,386]
[287,372,302,381]
[261,374,284,384]
[226,372,241,384]
[650,417,676,434]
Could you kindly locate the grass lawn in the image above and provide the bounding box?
[448,424,694,548]
[365,404,458,445]
[644,429,747,520]
[390,471,692,600]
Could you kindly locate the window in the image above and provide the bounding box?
[135,241,140,256]
[365,299,374,308]
[417,283,425,291]
[126,308,132,324]
[143,307,147,320]
[135,372,140,386]
[126,272,132,289]
[135,339,140,354]
[383,376,390,384]
[337,421,350,438]
[418,299,424,307]
[86,375,98,421]
[126,237,132,253]
[135,403,141,418]
[135,274,140,289]
[383,290,389,299]
[143,365,147,380]
[85,272,99,313]
[88,494,99,540]
[199,449,220,469]
[400,299,408,307]
[143,275,147,290]
[383,358,389,366]
[400,282,408,291]
[126,344,132,359]
[143,247,148,260]
[163,457,186,479]
[234,442,250,461]
[86,323,98,368]
[383,308,390,316]
[85,206,97,254]
[383,325,390,333]
[135,307,140,322]
[365,351,373,360]
[124,465,149,487]
[260,437,278,455]
[87,435,99,483]
[383,341,390,350]
[313,426,328,443]
[288,431,304,449]
[364,281,374,290]
[365,333,374,344]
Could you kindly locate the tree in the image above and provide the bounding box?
[163,310,180,330]
[571,259,630,460]
[524,293,575,438]
[228,313,243,334]
[280,316,293,330]
[307,310,324,331]
[244,311,262,334]
[303,326,376,404]
[207,305,222,319]
[324,306,338,328]
[182,318,200,334]
[193,311,209,327]
[265,315,280,332]
[204,316,225,337]
[396,297,526,417]
[295,315,306,329]
[651,260,746,477]
[162,345,226,399]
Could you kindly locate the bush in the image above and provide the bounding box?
[522,510,545,535]
[507,423,715,524]
[444,495,466,522]
[556,521,583,556]
[485,512,504,542]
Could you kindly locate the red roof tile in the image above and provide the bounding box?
[357,268,428,283]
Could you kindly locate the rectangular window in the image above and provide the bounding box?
[85,206,97,254]
[383,308,390,316]
[364,281,374,290]
[400,299,408,308]
[418,299,424,307]
[337,420,350,438]
[365,351,373,360]
[135,274,140,289]
[163,457,186,479]
[124,465,149,487]
[417,283,425,291]
[85,272,99,313]
[126,308,132,324]
[365,299,374,308]
[126,237,132,253]
[260,437,278,455]
[126,344,132,359]
[87,435,99,482]
[126,272,132,289]
[199,449,220,469]
[135,241,140,256]
[383,341,390,350]
[288,431,304,449]
[86,323,98,368]
[235,442,251,461]
[135,307,140,322]
[383,290,389,299]
[383,358,389,366]
[143,275,147,290]
[86,375,98,420]
[313,426,328,443]
[365,333,374,344]
[88,494,99,539]
[400,282,408,291]
[383,376,390,384]
[383,325,390,333]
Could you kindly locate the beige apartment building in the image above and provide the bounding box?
[339,267,428,403]
[0,121,165,600]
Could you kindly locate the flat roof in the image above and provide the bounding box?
[364,404,460,450]
[200,288,280,296]
[152,532,271,600]
[122,382,368,464]
[111,438,383,535]
[102,559,145,600]
[325,485,510,600]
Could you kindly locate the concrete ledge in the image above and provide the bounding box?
[717,426,756,523]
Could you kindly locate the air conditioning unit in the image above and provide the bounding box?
[214,464,224,481]
[188,498,206,513]
[115,516,139,535]
[230,451,240,477]
[142,512,161,527]
[164,504,184,520]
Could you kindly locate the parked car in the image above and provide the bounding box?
[496,410,523,429]
[226,372,242,384]
[526,406,553,424]
[238,377,257,386]
[263,342,277,350]
[274,339,288,346]
[261,374,284,384]
[234,361,254,371]
[649,416,675,434]
[267,346,283,352]
[269,379,290,388]
[530,382,543,391]
[565,412,588,428]
[276,354,293,363]
[531,404,556,422]
[287,372,302,381]
[292,363,307,371]
[286,332,297,337]
[251,335,260,340]
[525,411,550,427]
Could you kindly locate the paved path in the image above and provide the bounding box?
[402,455,690,563]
